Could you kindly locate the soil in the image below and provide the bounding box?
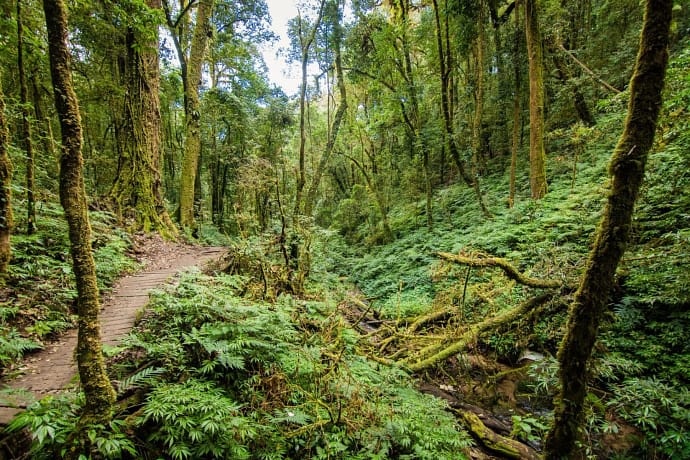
[0,235,225,425]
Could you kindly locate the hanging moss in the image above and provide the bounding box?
[543,1,673,457]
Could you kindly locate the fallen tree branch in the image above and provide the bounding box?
[455,410,541,460]
[401,293,553,372]
[437,252,561,289]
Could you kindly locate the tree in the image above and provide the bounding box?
[304,0,348,218]
[164,0,216,231]
[43,0,115,444]
[17,0,37,235]
[109,0,177,238]
[524,0,547,199]
[0,77,12,277]
[292,0,326,218]
[432,0,491,218]
[543,0,672,456]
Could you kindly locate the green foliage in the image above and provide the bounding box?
[608,378,690,458]
[0,327,42,371]
[142,379,254,460]
[5,393,136,460]
[41,271,470,459]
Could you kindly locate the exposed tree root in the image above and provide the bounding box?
[401,293,554,372]
[437,251,563,289]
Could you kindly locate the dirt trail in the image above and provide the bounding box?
[0,239,225,425]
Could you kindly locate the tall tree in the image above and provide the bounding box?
[293,0,326,217]
[110,0,176,238]
[543,0,672,456]
[304,0,347,217]
[164,0,216,230]
[43,0,115,442]
[0,77,12,277]
[17,0,36,234]
[524,0,547,199]
[433,0,491,218]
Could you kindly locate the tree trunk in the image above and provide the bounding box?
[0,78,13,277]
[110,0,176,238]
[179,0,214,230]
[543,1,672,456]
[509,0,521,209]
[17,0,36,235]
[525,0,547,199]
[43,0,115,440]
[294,1,326,218]
[433,0,491,217]
[304,0,347,217]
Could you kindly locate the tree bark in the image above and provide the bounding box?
[179,0,215,230]
[110,0,176,238]
[0,78,12,277]
[43,0,115,439]
[17,0,36,235]
[524,0,547,199]
[543,1,672,456]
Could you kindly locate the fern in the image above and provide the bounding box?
[116,366,166,395]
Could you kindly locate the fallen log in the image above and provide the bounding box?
[455,410,541,460]
[401,293,553,372]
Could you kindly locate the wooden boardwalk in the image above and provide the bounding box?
[0,246,225,426]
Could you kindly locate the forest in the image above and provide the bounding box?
[0,0,688,458]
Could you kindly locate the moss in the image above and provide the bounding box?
[44,0,115,443]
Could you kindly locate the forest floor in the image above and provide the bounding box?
[0,236,225,425]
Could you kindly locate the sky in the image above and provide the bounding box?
[261,0,301,95]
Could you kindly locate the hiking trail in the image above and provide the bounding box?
[0,237,225,426]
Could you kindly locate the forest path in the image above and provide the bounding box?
[0,237,226,426]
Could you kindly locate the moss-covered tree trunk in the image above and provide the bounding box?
[43,0,115,436]
[110,0,176,238]
[17,0,36,235]
[524,0,547,199]
[0,78,12,277]
[179,0,214,230]
[543,0,672,456]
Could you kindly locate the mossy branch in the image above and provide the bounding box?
[437,251,561,289]
[455,410,541,460]
[402,293,553,372]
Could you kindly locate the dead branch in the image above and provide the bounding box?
[437,252,561,289]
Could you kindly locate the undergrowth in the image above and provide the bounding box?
[10,271,472,459]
